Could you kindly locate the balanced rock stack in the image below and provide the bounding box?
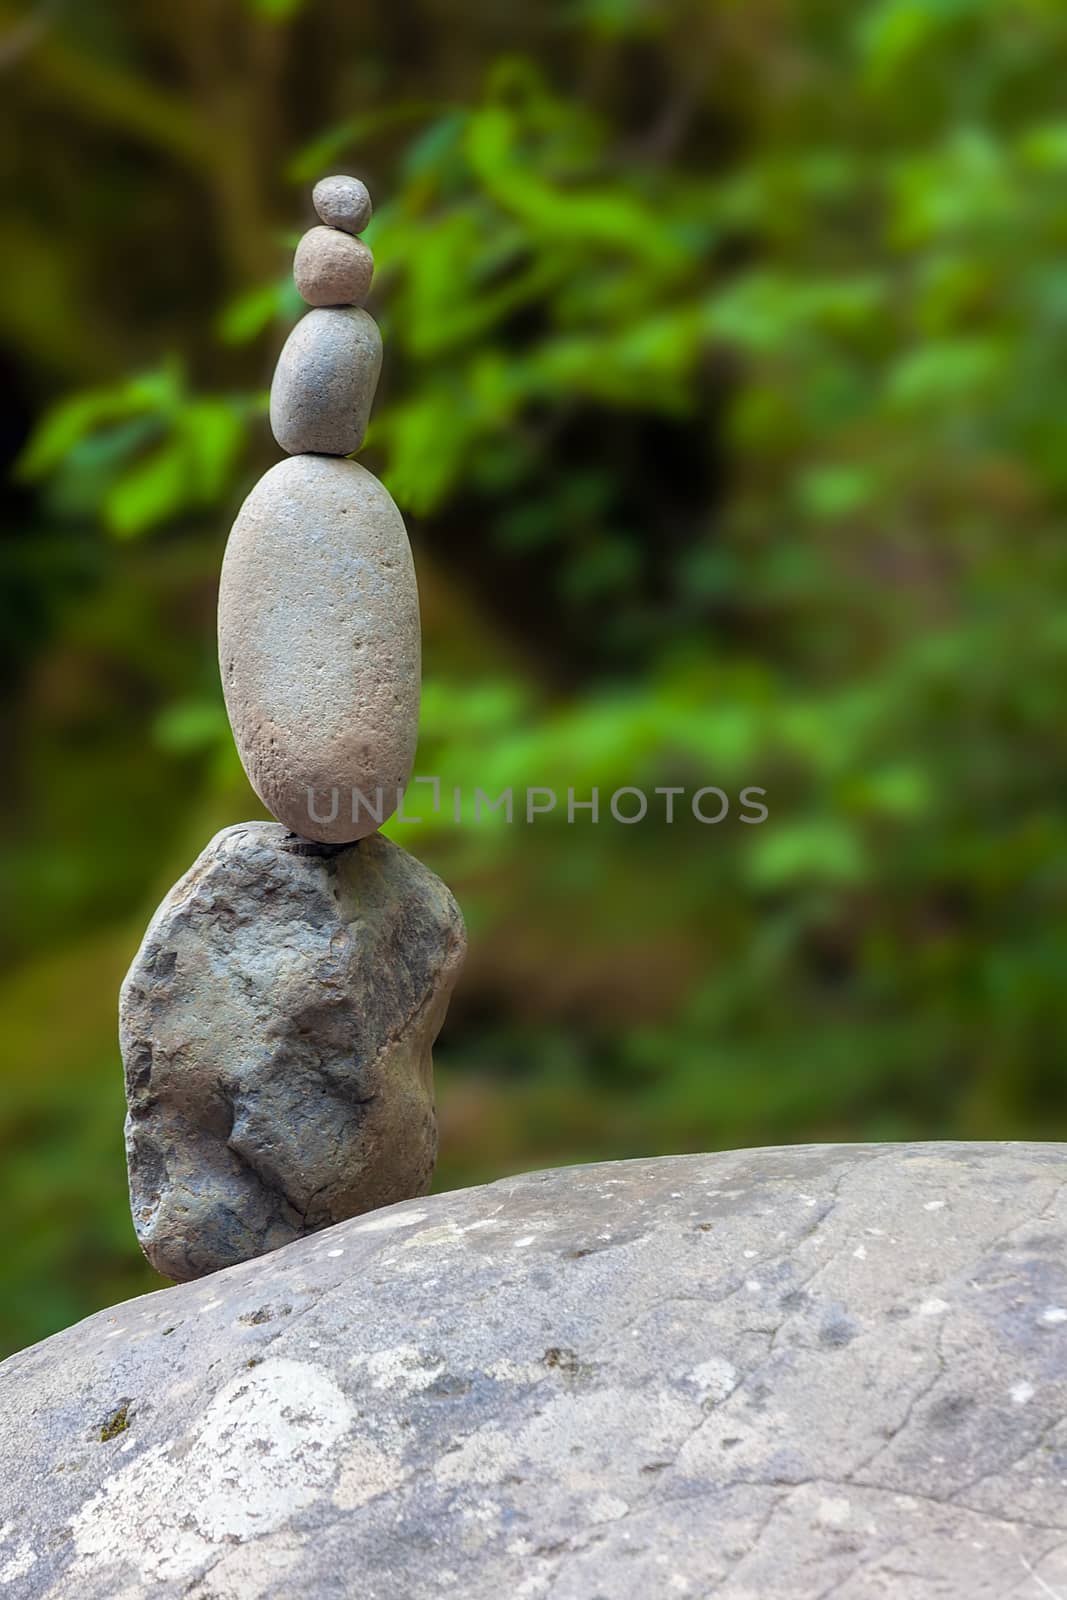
[119,177,466,1285]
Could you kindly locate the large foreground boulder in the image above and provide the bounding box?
[2,1143,1066,1598]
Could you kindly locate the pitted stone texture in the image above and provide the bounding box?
[3,1144,1067,1599]
[218,455,419,843]
[269,305,381,455]
[293,226,374,307]
[118,822,464,1283]
[312,173,372,235]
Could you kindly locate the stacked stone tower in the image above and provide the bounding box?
[119,177,466,1284]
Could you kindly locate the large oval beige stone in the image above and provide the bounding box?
[218,455,420,842]
[269,306,382,456]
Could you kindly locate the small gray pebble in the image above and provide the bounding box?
[294,226,374,307]
[269,305,382,456]
[312,173,373,235]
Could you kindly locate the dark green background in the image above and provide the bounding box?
[3,0,1066,1357]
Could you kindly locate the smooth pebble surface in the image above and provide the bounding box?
[294,226,374,307]
[3,1143,1067,1598]
[312,172,372,234]
[218,455,420,842]
[117,822,464,1282]
[269,305,381,456]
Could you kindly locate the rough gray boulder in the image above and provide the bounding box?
[119,822,464,1281]
[2,1142,1066,1598]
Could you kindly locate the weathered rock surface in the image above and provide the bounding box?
[218,455,420,842]
[3,1143,1067,1598]
[118,822,464,1282]
[313,172,372,235]
[269,305,381,456]
[293,225,374,307]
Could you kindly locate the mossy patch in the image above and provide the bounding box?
[98,1404,130,1442]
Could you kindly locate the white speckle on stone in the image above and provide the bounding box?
[326,1249,343,1258]
[743,1249,757,1259]
[513,1236,536,1249]
[68,1359,354,1585]
[484,1357,546,1385]
[689,1357,738,1404]
[589,1494,629,1521]
[182,1532,307,1600]
[923,1200,946,1211]
[400,1223,464,1251]
[799,1194,818,1207]
[1010,1380,1035,1405]
[435,1387,694,1496]
[918,1298,951,1317]
[853,1245,867,1260]
[355,1209,429,1234]
[816,1496,851,1527]
[0,1526,38,1586]
[1041,1307,1067,1325]
[349,1344,444,1395]
[745,1279,762,1293]
[199,1302,222,1314]
[333,1432,410,1512]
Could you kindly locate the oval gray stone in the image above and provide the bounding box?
[118,822,465,1283]
[3,1142,1066,1598]
[293,225,374,307]
[269,306,381,456]
[312,172,372,235]
[218,454,420,843]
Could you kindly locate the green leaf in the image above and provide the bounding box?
[243,0,304,18]
[153,700,230,752]
[749,821,867,890]
[217,278,297,344]
[795,465,880,520]
[17,392,142,481]
[887,337,1005,409]
[104,443,189,538]
[1018,120,1067,171]
[181,401,244,500]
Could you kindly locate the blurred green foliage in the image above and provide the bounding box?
[2,0,1067,1356]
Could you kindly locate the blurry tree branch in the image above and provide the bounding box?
[0,5,215,168]
[0,0,58,71]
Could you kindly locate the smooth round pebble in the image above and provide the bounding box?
[218,454,420,843]
[294,225,374,307]
[269,305,382,456]
[312,173,373,235]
